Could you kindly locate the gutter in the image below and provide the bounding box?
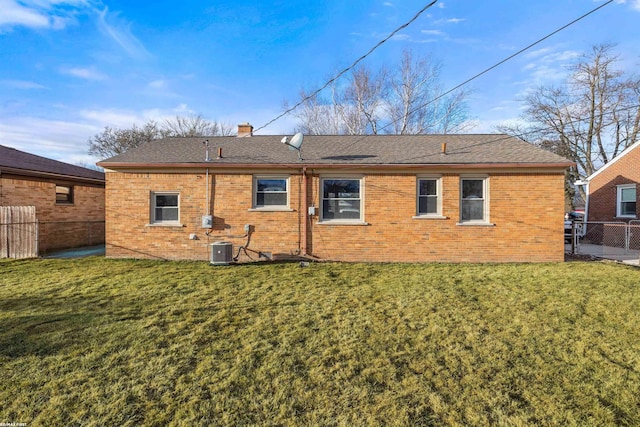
[0,166,105,185]
[98,161,575,170]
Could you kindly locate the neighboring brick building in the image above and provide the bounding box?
[582,140,639,223]
[0,145,105,253]
[98,126,572,263]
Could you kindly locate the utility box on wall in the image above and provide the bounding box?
[201,215,213,228]
[210,241,233,265]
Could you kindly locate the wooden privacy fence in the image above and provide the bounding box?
[0,206,38,259]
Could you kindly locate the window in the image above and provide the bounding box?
[321,178,362,222]
[151,192,179,224]
[253,177,289,209]
[56,185,73,204]
[417,177,441,216]
[617,184,637,217]
[460,177,488,223]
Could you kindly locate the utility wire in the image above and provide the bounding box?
[248,102,640,172]
[395,102,640,164]
[371,0,615,136]
[330,0,616,154]
[257,0,614,141]
[253,0,438,133]
[514,103,640,140]
[250,0,622,169]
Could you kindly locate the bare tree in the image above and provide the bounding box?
[161,114,235,137]
[88,121,160,159]
[288,66,387,135]
[290,50,471,135]
[336,66,387,134]
[385,51,471,134]
[500,44,640,200]
[287,90,346,135]
[88,115,234,159]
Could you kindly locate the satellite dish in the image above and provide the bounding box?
[282,132,304,160]
[289,133,304,149]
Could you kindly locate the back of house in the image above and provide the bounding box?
[98,126,572,263]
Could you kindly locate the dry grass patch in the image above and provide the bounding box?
[0,258,639,426]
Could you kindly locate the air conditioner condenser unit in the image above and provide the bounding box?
[209,241,233,265]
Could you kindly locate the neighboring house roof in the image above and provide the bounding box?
[0,145,105,184]
[98,134,572,169]
[583,139,640,182]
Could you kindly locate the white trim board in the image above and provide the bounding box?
[585,139,640,182]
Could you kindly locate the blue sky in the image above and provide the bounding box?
[1,0,639,165]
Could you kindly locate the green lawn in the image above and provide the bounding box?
[1,258,639,426]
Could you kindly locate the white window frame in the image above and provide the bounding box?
[251,175,291,211]
[150,191,180,225]
[414,176,444,218]
[319,176,365,224]
[616,184,637,218]
[458,176,491,225]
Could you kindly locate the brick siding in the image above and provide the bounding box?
[0,174,105,252]
[588,144,640,222]
[105,169,565,263]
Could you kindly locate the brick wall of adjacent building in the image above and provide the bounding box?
[587,144,640,223]
[0,174,105,252]
[105,168,565,263]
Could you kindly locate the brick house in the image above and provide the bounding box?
[98,125,572,263]
[0,145,105,253]
[582,140,639,223]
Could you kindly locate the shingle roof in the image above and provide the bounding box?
[0,145,105,182]
[98,134,572,168]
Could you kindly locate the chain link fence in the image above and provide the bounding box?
[630,220,640,251]
[570,221,640,263]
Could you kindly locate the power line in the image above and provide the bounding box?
[258,0,614,142]
[374,0,615,136]
[330,0,616,154]
[395,102,640,164]
[251,0,622,170]
[252,0,439,134]
[248,102,640,172]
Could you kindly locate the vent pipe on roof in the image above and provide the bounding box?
[441,142,447,155]
[217,147,222,159]
[203,140,211,161]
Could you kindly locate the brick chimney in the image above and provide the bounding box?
[237,122,253,137]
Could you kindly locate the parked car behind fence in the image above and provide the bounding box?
[564,211,585,243]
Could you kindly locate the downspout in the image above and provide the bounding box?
[302,166,309,256]
[206,168,210,215]
[583,181,590,221]
[575,179,589,220]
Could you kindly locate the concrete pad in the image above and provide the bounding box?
[566,243,640,266]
